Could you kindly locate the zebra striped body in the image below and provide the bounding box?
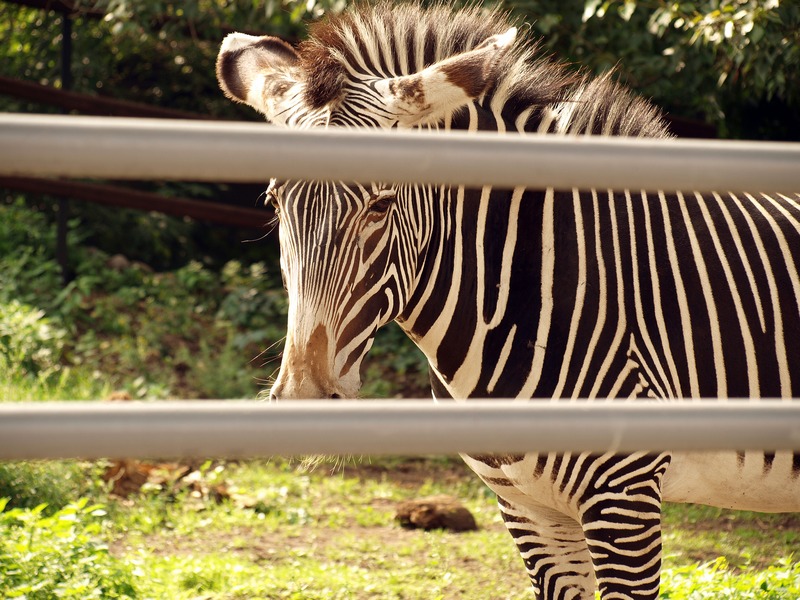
[217,4,800,598]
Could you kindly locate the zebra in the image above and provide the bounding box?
[216,3,800,598]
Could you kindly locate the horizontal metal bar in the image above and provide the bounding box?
[0,76,210,120]
[1,400,798,460]
[1,114,798,193]
[0,176,271,228]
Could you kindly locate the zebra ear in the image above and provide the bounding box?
[374,27,517,127]
[216,33,301,122]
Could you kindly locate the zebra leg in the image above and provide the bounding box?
[577,454,669,599]
[499,497,595,599]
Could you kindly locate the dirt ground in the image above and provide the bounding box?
[109,457,800,573]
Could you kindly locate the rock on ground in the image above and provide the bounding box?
[395,494,478,532]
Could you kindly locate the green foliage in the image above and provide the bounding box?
[567,0,800,138]
[0,202,285,400]
[179,331,263,399]
[87,458,800,599]
[63,257,283,398]
[3,0,797,140]
[0,301,66,379]
[634,0,797,100]
[363,322,430,398]
[218,260,287,334]
[0,200,66,309]
[0,0,347,118]
[0,462,92,513]
[71,204,201,273]
[0,498,136,599]
[0,365,110,403]
[662,556,800,599]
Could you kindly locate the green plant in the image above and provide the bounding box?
[99,458,800,600]
[175,260,218,296]
[572,0,800,138]
[362,321,430,398]
[181,329,260,399]
[661,556,800,599]
[0,201,64,309]
[218,261,287,328]
[0,199,55,257]
[0,498,136,599]
[0,300,66,379]
[0,462,90,513]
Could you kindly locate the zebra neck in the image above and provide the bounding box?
[397,184,558,399]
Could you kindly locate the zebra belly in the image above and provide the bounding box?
[662,451,800,512]
[460,453,583,517]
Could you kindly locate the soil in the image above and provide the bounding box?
[107,458,799,578]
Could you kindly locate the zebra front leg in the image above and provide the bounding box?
[578,455,668,599]
[499,497,595,599]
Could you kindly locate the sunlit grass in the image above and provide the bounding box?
[0,363,111,402]
[97,458,799,599]
[2,375,797,598]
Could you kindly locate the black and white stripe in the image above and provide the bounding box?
[222,4,800,598]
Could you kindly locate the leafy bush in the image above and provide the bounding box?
[502,0,800,139]
[0,498,136,599]
[0,201,64,309]
[363,322,430,398]
[0,462,90,513]
[180,331,262,399]
[218,260,288,341]
[662,556,800,599]
[0,301,66,378]
[0,0,347,118]
[0,199,55,257]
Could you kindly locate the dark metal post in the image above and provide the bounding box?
[56,10,73,283]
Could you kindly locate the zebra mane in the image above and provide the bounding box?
[298,2,671,138]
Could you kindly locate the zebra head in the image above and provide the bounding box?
[216,9,517,400]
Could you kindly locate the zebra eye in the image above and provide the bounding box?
[368,189,396,214]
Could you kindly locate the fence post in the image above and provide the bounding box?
[56,8,74,284]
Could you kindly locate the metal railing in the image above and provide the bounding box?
[1,112,799,460]
[1,400,799,460]
[1,113,799,192]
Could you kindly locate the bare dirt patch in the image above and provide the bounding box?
[340,456,475,488]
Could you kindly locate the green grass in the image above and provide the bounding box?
[80,458,800,599]
[661,558,800,600]
[663,504,800,572]
[0,461,95,512]
[2,363,798,599]
[1,364,798,599]
[102,458,535,599]
[1,450,798,599]
[0,363,111,403]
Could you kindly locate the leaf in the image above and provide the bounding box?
[582,0,602,23]
[618,0,636,22]
[723,20,734,39]
[750,24,765,44]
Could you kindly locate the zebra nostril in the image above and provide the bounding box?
[269,381,283,401]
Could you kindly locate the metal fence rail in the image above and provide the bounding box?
[1,400,799,460]
[2,114,799,462]
[1,113,799,193]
